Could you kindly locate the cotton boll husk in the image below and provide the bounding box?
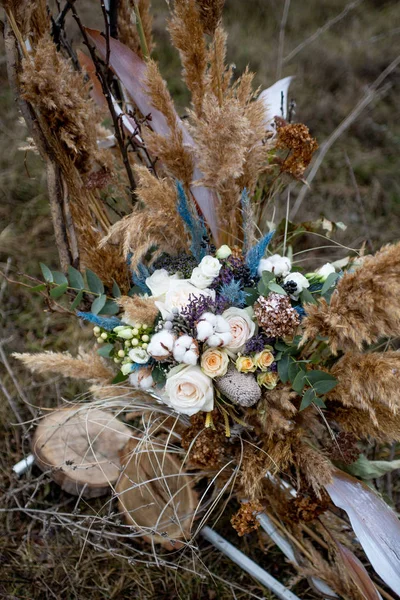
[302,242,400,353]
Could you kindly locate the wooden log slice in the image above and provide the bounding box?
[32,406,131,498]
[116,438,198,549]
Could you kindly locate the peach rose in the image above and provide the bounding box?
[257,371,279,389]
[254,348,274,371]
[236,355,256,373]
[201,348,229,378]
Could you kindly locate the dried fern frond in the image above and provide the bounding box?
[118,295,159,326]
[14,349,114,383]
[169,0,207,116]
[100,167,189,269]
[118,0,154,59]
[302,242,400,353]
[328,351,400,427]
[195,0,225,35]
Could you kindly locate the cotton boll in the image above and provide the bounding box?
[207,334,223,347]
[215,315,231,333]
[147,330,175,359]
[196,320,214,341]
[173,335,199,365]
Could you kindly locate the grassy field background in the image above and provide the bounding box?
[0,0,399,597]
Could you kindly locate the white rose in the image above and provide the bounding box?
[145,269,179,297]
[216,245,232,259]
[164,365,214,415]
[128,347,150,364]
[155,280,215,320]
[283,272,310,299]
[316,263,336,279]
[258,254,291,278]
[199,255,222,279]
[222,307,256,354]
[190,266,214,289]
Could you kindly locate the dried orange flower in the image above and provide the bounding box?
[276,123,318,179]
[231,500,263,536]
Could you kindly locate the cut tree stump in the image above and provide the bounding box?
[32,405,131,498]
[117,438,198,549]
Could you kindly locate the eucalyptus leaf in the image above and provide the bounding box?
[40,262,53,283]
[300,388,316,410]
[30,284,47,293]
[128,285,143,297]
[268,282,287,295]
[86,269,105,295]
[305,370,337,385]
[68,265,85,290]
[112,280,122,298]
[91,294,107,315]
[97,343,113,358]
[288,359,300,383]
[100,299,120,315]
[111,371,129,384]
[321,272,339,295]
[300,288,317,305]
[52,271,68,285]
[292,370,306,393]
[261,271,275,285]
[313,379,337,394]
[50,282,68,299]
[346,454,400,481]
[257,280,268,296]
[278,354,289,383]
[70,289,84,310]
[312,396,327,408]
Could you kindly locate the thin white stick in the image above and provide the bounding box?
[201,526,301,600]
[276,0,291,80]
[13,453,34,476]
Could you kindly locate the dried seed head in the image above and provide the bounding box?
[254,293,300,338]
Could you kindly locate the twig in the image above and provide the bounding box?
[0,377,28,434]
[283,0,363,64]
[46,161,74,272]
[344,152,373,251]
[0,344,35,416]
[276,0,291,80]
[291,53,400,218]
[68,1,137,200]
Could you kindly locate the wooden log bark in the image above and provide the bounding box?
[32,406,131,498]
[117,437,198,549]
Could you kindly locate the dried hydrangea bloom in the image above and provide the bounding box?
[253,293,300,338]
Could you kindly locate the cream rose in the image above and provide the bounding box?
[222,307,256,354]
[155,280,215,319]
[236,355,256,373]
[254,348,274,371]
[201,348,229,378]
[145,269,179,297]
[164,365,214,415]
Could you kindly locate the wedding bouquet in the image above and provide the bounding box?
[4,0,400,596]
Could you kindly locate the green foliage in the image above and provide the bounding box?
[345,454,400,481]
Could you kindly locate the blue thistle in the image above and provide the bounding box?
[294,305,306,319]
[219,279,246,308]
[245,230,275,278]
[77,312,121,331]
[176,181,208,262]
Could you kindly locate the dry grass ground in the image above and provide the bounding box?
[0,0,399,598]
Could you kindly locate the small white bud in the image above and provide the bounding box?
[118,350,125,358]
[97,337,105,344]
[93,326,101,335]
[100,332,108,340]
[216,245,232,259]
[141,334,149,342]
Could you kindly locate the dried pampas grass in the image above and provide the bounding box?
[303,242,400,353]
[14,349,114,383]
[118,0,154,59]
[100,166,189,269]
[117,295,159,326]
[169,0,207,116]
[21,36,100,175]
[195,0,225,35]
[328,351,400,427]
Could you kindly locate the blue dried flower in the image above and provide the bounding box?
[245,230,275,278]
[77,312,121,331]
[176,181,208,262]
[219,279,246,308]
